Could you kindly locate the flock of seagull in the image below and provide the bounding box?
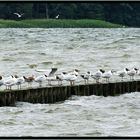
[0,67,140,91]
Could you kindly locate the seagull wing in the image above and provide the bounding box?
[48,68,58,77]
[35,69,52,76]
[14,13,20,16]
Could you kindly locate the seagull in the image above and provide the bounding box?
[35,68,57,77]
[15,75,26,89]
[4,75,14,81]
[55,72,68,86]
[34,74,48,87]
[3,76,17,90]
[13,13,24,18]
[62,72,78,86]
[91,69,103,83]
[125,68,137,80]
[114,68,127,81]
[55,14,59,19]
[23,75,34,87]
[3,75,14,89]
[80,71,91,84]
[101,70,113,83]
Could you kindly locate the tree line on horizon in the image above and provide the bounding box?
[0,2,140,27]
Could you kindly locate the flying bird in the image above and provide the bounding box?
[35,68,57,77]
[13,13,24,18]
[55,14,59,19]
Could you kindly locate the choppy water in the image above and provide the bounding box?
[0,28,140,136]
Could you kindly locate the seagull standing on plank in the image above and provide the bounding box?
[101,70,113,83]
[34,74,48,87]
[62,72,78,86]
[3,76,17,90]
[125,68,137,80]
[14,75,26,89]
[114,68,127,81]
[91,69,104,83]
[23,75,34,87]
[80,71,91,84]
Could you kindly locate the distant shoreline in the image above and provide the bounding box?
[0,19,124,28]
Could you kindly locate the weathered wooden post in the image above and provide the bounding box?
[137,81,140,91]
[102,83,109,97]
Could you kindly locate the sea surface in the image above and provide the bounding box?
[0,28,140,136]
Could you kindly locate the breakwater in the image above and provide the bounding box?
[0,80,140,107]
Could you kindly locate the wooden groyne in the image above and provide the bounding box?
[0,80,140,107]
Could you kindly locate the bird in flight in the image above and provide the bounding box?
[14,13,24,18]
[55,14,59,19]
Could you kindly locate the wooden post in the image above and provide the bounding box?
[102,83,109,97]
[96,84,103,96]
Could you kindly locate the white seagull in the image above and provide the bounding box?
[125,68,137,80]
[55,14,59,19]
[14,13,24,18]
[80,71,91,84]
[101,70,113,83]
[62,72,78,86]
[91,69,104,83]
[15,75,26,89]
[4,76,17,90]
[114,68,127,81]
[35,68,57,77]
[34,74,48,87]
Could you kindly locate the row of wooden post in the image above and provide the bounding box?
[0,80,140,106]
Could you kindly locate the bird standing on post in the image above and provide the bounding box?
[91,69,103,83]
[80,71,91,84]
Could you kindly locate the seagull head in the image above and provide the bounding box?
[99,69,105,73]
[125,68,130,71]
[134,68,139,71]
[87,71,91,74]
[75,69,80,72]
[14,75,18,78]
[62,72,67,75]
[23,76,27,80]
[111,69,116,74]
